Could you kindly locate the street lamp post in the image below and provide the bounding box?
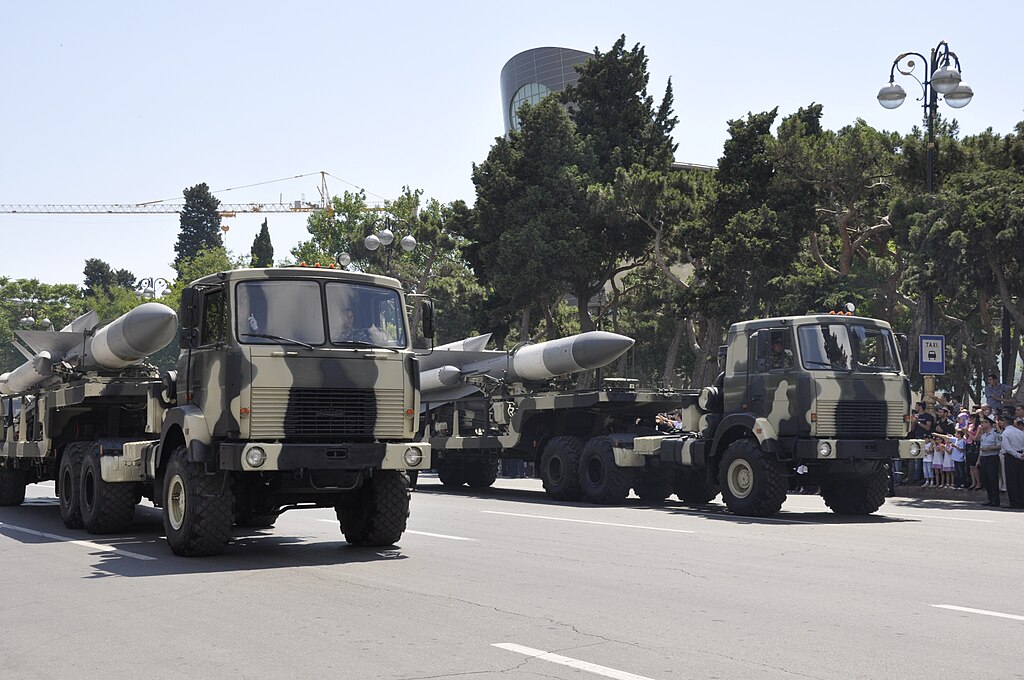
[877,40,973,404]
[136,277,172,299]
[335,217,417,276]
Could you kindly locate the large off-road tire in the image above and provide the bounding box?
[436,460,466,487]
[464,460,498,489]
[80,446,138,534]
[673,470,720,505]
[163,446,234,556]
[821,467,888,515]
[634,469,673,505]
[58,442,88,527]
[719,439,787,517]
[0,465,27,506]
[578,436,633,505]
[540,436,584,501]
[336,470,410,546]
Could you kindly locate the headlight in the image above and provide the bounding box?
[245,446,267,468]
[817,441,833,457]
[909,442,921,457]
[403,447,423,468]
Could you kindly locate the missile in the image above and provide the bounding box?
[418,330,635,402]
[85,302,178,369]
[1,303,178,396]
[420,365,463,393]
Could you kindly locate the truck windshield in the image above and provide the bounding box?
[326,282,407,348]
[236,280,326,346]
[797,323,900,373]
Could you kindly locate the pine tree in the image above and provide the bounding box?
[250,218,274,267]
[174,183,223,274]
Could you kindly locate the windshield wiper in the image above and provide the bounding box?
[239,333,314,351]
[333,339,400,352]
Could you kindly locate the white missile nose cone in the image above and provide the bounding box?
[124,303,179,352]
[570,331,635,369]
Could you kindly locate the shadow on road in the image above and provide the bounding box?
[414,478,906,525]
[0,498,408,579]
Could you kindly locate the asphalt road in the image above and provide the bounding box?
[1,475,1021,680]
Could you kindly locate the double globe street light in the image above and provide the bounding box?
[336,218,417,274]
[877,40,973,403]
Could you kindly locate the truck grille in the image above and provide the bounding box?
[250,387,406,440]
[816,400,903,438]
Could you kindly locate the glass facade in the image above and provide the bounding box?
[508,82,551,131]
[499,47,590,133]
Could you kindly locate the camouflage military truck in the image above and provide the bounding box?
[424,380,680,502]
[425,314,924,518]
[619,314,925,516]
[0,266,432,555]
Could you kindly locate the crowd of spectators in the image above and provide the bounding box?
[903,373,1024,509]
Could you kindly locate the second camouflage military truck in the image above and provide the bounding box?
[0,266,431,555]
[424,314,924,518]
[619,313,925,516]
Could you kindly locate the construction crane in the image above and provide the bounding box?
[0,171,383,218]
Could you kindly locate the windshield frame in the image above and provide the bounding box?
[796,322,902,374]
[233,278,408,350]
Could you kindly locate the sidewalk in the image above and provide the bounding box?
[893,482,990,501]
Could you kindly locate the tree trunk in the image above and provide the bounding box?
[660,317,686,387]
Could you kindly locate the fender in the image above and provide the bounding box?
[709,412,762,459]
[157,405,214,470]
[751,417,780,453]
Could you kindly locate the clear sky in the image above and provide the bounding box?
[2,1,1021,286]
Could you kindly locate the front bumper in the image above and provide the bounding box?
[794,438,924,460]
[219,441,431,472]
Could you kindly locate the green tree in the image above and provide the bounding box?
[250,219,274,267]
[0,278,84,373]
[174,183,223,274]
[83,258,136,295]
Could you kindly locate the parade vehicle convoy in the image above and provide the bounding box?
[0,267,432,555]
[424,314,924,517]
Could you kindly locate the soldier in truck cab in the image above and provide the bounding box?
[766,334,793,370]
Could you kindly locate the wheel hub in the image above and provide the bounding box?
[168,474,186,530]
[728,460,754,499]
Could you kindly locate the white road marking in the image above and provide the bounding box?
[0,521,156,561]
[641,507,827,525]
[483,511,696,533]
[883,512,996,523]
[933,605,1024,621]
[315,520,476,541]
[493,643,658,680]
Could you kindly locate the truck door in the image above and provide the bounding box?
[747,328,799,436]
[185,286,229,429]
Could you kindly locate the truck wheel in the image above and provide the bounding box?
[579,436,632,505]
[163,446,234,556]
[673,470,719,505]
[719,439,786,517]
[436,460,466,487]
[541,436,583,501]
[464,460,498,488]
[634,469,673,505]
[58,443,87,527]
[0,465,27,507]
[336,470,410,546]
[821,467,888,515]
[80,446,137,534]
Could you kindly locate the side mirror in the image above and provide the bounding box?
[179,287,199,347]
[896,333,909,363]
[421,299,434,340]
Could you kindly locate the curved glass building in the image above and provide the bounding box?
[499,47,591,133]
